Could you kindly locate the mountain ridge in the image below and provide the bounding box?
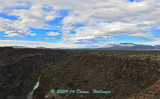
[97,43,160,50]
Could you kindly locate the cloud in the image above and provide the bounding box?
[45,37,56,39]
[59,0,160,44]
[0,0,160,47]
[130,33,153,39]
[8,5,57,29]
[143,41,160,45]
[143,38,160,45]
[45,15,55,21]
[0,3,57,37]
[0,40,83,48]
[0,17,36,37]
[47,31,60,36]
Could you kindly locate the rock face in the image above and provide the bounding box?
[0,47,64,99]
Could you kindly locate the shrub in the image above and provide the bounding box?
[52,96,55,99]
[145,57,150,63]
[116,74,122,79]
[54,87,58,90]
[66,81,74,88]
[60,94,66,97]
[82,79,89,83]
[119,64,124,69]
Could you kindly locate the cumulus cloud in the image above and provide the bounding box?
[0,0,160,47]
[45,38,56,39]
[130,33,153,39]
[8,5,57,29]
[0,40,83,48]
[0,17,36,37]
[143,40,160,45]
[59,0,160,44]
[47,31,60,36]
[0,2,57,37]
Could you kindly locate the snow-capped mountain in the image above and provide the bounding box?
[97,43,160,50]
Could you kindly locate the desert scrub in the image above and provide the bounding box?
[66,80,74,88]
[145,57,150,63]
[119,64,124,69]
[116,74,122,79]
[60,93,66,97]
[52,96,55,99]
[82,79,89,83]
[54,87,59,90]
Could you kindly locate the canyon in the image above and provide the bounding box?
[0,47,160,99]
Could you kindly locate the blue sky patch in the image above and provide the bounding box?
[0,12,19,20]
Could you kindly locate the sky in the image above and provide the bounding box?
[0,0,160,48]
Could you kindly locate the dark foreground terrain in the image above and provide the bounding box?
[0,47,160,99]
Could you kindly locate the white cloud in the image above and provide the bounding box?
[58,0,160,44]
[0,40,83,48]
[0,3,57,37]
[47,31,60,36]
[130,33,153,39]
[1,0,160,46]
[0,17,36,37]
[8,5,57,29]
[45,38,56,39]
[45,15,55,21]
[143,38,160,45]
[143,41,160,45]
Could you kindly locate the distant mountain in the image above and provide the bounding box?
[4,46,29,48]
[36,46,46,48]
[97,43,160,50]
